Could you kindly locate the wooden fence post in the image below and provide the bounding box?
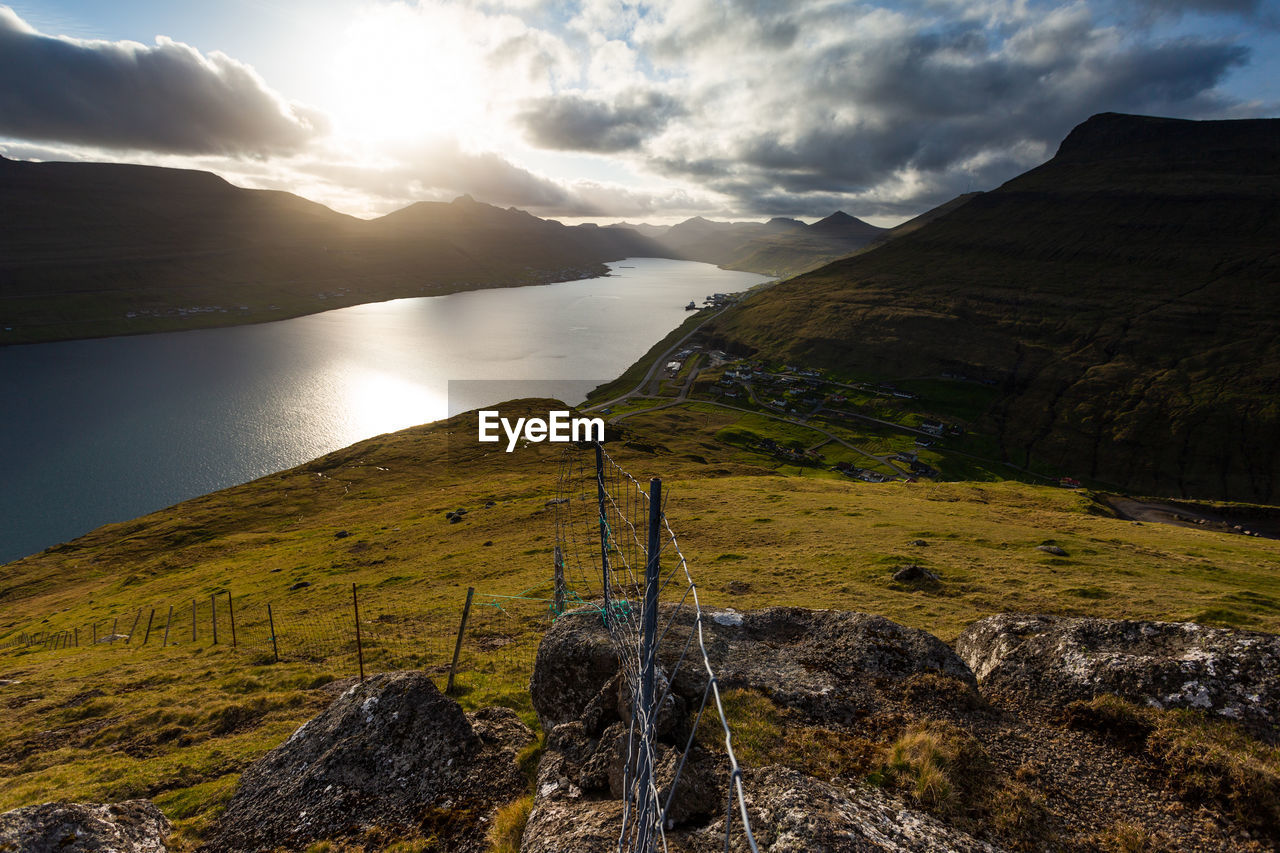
[127,609,142,643]
[163,605,173,647]
[142,609,156,645]
[352,583,364,682]
[267,604,280,663]
[446,587,475,695]
[226,590,237,649]
[110,617,118,642]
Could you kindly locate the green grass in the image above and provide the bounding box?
[1,401,1278,847]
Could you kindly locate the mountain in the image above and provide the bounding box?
[627,212,889,277]
[706,112,1280,502]
[0,158,663,345]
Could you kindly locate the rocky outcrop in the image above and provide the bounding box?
[522,605,981,851]
[531,605,975,732]
[701,766,1006,853]
[205,671,532,852]
[0,800,170,853]
[956,613,1280,736]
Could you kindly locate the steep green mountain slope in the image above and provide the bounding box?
[0,158,663,345]
[707,113,1280,502]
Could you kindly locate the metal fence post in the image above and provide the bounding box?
[553,545,566,617]
[447,587,475,694]
[127,609,142,643]
[110,616,118,642]
[636,476,663,850]
[163,606,173,647]
[142,609,155,645]
[595,442,611,626]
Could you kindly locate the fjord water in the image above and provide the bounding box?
[0,259,766,563]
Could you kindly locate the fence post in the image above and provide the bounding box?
[142,609,156,645]
[595,442,611,626]
[636,476,663,849]
[110,617,118,642]
[553,545,566,617]
[74,627,78,647]
[226,590,237,649]
[447,587,475,695]
[127,609,142,644]
[211,594,218,645]
[163,605,173,647]
[267,603,280,662]
[352,583,364,682]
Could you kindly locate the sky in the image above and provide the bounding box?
[1,1,1277,225]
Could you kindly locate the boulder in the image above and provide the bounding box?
[529,609,620,732]
[530,605,975,730]
[705,766,1008,853]
[523,606,981,850]
[892,565,940,583]
[0,800,170,853]
[956,613,1280,735]
[205,671,532,852]
[520,799,625,853]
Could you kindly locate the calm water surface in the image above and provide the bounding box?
[0,259,766,562]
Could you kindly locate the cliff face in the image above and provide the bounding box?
[709,112,1280,502]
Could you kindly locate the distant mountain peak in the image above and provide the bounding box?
[811,210,884,238]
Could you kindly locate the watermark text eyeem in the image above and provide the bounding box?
[478,410,604,452]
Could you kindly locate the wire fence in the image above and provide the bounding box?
[554,443,758,853]
[2,443,759,852]
[0,582,555,699]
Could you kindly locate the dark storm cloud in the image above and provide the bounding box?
[518,89,685,152]
[631,2,1254,217]
[1127,0,1262,15]
[0,7,325,156]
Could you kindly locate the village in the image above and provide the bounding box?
[634,342,1076,489]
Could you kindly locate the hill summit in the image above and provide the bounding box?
[707,112,1280,502]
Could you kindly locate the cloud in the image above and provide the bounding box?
[518,88,685,152]
[510,0,1262,218]
[0,6,325,156]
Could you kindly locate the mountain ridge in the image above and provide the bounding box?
[705,112,1280,502]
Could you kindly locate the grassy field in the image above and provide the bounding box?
[2,401,1278,848]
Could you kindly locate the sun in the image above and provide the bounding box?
[327,4,487,145]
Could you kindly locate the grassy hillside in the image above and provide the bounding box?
[706,113,1280,503]
[0,159,663,345]
[2,401,1277,847]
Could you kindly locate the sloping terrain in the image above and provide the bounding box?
[0,158,663,344]
[0,402,1277,847]
[708,113,1280,502]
